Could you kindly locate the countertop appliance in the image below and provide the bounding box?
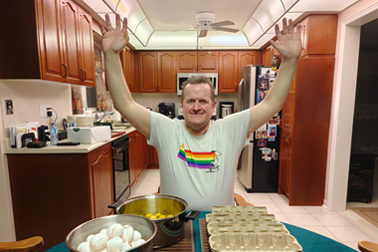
[237,65,280,192]
[219,102,234,118]
[177,73,218,96]
[112,135,130,203]
[158,102,175,119]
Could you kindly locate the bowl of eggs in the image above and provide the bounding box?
[65,214,156,252]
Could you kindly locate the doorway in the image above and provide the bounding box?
[326,2,378,212]
[347,18,378,208]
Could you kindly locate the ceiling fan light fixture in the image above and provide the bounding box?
[196,11,215,26]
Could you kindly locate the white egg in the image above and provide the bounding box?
[99,228,109,239]
[122,225,134,242]
[131,238,145,247]
[122,241,132,250]
[89,233,107,251]
[107,237,123,251]
[86,234,94,243]
[107,223,124,238]
[132,230,142,241]
[77,241,91,252]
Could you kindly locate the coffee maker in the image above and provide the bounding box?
[158,102,175,119]
[219,102,234,118]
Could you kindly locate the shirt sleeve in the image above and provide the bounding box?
[217,108,251,150]
[147,111,178,149]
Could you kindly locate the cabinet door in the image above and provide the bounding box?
[139,51,158,92]
[60,0,82,84]
[219,51,239,93]
[198,51,219,73]
[299,15,337,57]
[148,146,159,168]
[281,79,296,129]
[158,51,176,93]
[89,143,114,218]
[38,0,67,82]
[122,48,136,92]
[177,51,197,72]
[128,131,137,186]
[77,6,95,86]
[238,51,262,79]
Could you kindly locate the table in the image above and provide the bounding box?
[47,212,356,252]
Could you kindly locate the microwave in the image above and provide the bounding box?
[177,73,218,96]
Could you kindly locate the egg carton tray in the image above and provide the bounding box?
[206,206,302,252]
[207,222,290,235]
[209,232,302,252]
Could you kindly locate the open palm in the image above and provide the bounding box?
[100,14,128,54]
[270,18,302,61]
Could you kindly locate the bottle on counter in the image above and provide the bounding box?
[49,122,59,146]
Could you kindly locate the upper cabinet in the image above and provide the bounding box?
[157,51,176,93]
[121,48,137,92]
[219,51,239,93]
[198,51,219,73]
[138,51,158,92]
[177,51,198,72]
[0,0,95,86]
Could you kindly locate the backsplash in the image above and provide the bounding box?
[0,80,239,139]
[0,80,72,138]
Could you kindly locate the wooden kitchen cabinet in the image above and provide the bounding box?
[278,14,336,205]
[198,51,219,73]
[177,51,198,72]
[219,51,239,93]
[7,143,114,251]
[157,51,177,93]
[138,51,158,92]
[239,51,262,77]
[148,146,160,168]
[128,130,149,186]
[0,0,95,86]
[121,48,137,92]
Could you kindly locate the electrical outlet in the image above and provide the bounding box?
[39,105,50,118]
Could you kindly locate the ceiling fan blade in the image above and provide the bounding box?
[211,26,239,33]
[210,20,235,27]
[199,29,208,38]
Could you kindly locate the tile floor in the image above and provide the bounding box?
[130,169,378,251]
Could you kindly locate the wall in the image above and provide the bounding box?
[325,0,378,211]
[0,80,73,241]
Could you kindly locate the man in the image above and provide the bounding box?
[100,14,302,211]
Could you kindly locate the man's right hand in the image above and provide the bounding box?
[99,14,128,55]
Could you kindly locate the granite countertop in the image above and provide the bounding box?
[2,127,136,154]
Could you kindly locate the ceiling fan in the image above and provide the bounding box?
[182,11,239,38]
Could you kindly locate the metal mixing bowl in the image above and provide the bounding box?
[66,214,156,252]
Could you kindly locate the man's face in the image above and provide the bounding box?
[181,83,216,134]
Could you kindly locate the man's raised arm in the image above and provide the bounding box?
[247,18,302,136]
[100,14,151,138]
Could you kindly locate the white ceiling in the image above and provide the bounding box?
[80,0,359,50]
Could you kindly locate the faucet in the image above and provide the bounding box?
[94,111,114,122]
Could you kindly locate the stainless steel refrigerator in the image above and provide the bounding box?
[237,65,281,192]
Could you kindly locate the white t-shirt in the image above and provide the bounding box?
[147,109,250,211]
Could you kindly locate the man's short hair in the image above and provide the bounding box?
[181,75,216,102]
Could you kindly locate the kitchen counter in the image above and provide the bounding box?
[2,127,136,154]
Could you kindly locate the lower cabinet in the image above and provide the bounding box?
[7,143,114,251]
[128,130,149,186]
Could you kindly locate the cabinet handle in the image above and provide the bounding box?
[61,64,67,77]
[80,69,87,81]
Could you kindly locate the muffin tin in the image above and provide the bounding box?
[206,206,302,252]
